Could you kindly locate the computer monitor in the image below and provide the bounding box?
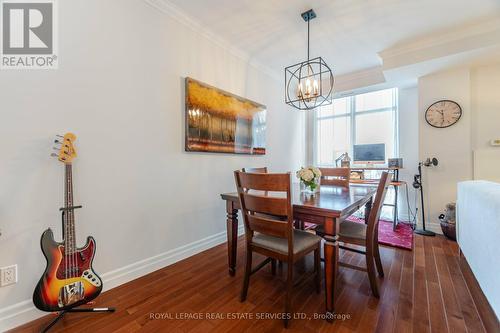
[353,143,386,164]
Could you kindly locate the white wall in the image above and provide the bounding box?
[417,63,500,232]
[418,68,473,232]
[0,0,305,328]
[471,63,500,181]
[397,87,419,222]
[471,64,500,150]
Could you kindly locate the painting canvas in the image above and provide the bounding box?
[185,77,266,155]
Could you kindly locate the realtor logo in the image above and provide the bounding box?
[1,0,58,69]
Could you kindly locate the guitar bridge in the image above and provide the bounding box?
[58,281,84,307]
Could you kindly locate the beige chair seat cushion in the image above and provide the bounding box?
[252,229,321,255]
[339,220,367,240]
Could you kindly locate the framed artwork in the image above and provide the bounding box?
[185,77,266,155]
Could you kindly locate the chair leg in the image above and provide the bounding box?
[366,248,380,298]
[284,261,293,328]
[314,248,321,294]
[271,258,277,276]
[295,219,304,230]
[240,248,252,302]
[374,241,384,277]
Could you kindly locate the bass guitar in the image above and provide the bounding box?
[33,133,103,312]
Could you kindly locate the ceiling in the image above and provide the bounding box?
[165,0,500,78]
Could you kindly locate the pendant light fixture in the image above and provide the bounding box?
[285,9,334,110]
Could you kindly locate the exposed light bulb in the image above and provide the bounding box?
[297,81,304,98]
[305,78,312,97]
[313,79,319,96]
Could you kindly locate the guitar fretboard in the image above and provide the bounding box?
[64,163,76,255]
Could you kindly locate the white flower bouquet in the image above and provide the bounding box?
[296,166,322,193]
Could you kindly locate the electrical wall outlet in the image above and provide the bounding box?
[0,265,18,287]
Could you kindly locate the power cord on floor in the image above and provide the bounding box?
[403,182,418,230]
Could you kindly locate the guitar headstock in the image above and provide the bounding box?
[52,133,77,164]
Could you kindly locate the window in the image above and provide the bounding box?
[314,88,398,166]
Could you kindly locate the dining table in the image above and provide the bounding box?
[220,183,377,319]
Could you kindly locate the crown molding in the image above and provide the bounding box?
[333,66,386,93]
[379,15,500,69]
[142,0,281,82]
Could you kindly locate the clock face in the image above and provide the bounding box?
[425,100,462,128]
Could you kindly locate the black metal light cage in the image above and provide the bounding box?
[285,9,334,111]
[285,56,334,110]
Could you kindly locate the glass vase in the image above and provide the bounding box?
[301,178,320,194]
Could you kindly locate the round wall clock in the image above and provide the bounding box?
[425,100,462,128]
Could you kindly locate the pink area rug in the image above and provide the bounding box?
[305,217,414,250]
[346,216,413,250]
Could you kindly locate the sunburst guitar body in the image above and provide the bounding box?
[33,133,103,312]
[33,229,102,312]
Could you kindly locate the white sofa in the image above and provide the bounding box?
[457,180,500,319]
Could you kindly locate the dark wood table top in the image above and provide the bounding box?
[221,184,377,218]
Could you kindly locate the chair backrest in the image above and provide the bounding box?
[234,171,293,248]
[366,172,392,245]
[319,167,351,187]
[242,167,268,173]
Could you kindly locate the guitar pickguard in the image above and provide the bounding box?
[56,243,94,279]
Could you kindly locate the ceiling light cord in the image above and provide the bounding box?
[307,18,310,61]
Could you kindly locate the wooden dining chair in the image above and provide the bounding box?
[336,172,391,297]
[299,167,352,230]
[318,167,351,187]
[234,171,322,328]
[242,167,268,173]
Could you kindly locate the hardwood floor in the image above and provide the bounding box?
[10,234,497,333]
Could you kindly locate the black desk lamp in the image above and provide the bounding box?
[413,157,438,236]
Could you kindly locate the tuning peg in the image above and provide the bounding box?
[51,153,58,157]
[54,139,61,144]
[56,134,64,138]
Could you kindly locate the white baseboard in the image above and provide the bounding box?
[0,226,244,332]
[426,222,443,235]
[0,300,41,333]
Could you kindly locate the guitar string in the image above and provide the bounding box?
[71,165,77,278]
[67,163,72,278]
[64,163,68,280]
[66,163,71,279]
[66,163,75,279]
[69,163,73,278]
[68,163,76,278]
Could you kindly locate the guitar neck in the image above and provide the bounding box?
[64,163,76,253]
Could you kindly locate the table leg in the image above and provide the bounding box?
[393,184,398,231]
[364,196,373,224]
[226,201,238,276]
[393,169,399,231]
[323,216,339,322]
